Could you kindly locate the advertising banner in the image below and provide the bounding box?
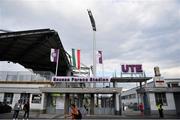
[154,76,167,87]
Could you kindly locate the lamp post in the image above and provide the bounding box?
[87,10,97,113]
[87,9,96,77]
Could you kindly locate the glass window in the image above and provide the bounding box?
[3,93,13,104]
[20,93,30,104]
[121,96,125,99]
[172,83,178,87]
[155,93,167,106]
[129,94,136,99]
[167,83,171,88]
[32,94,42,104]
[6,75,17,80]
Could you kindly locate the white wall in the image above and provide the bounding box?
[43,93,47,110]
[2,93,45,110]
[0,93,4,102]
[11,93,21,109]
[149,93,156,110]
[30,93,44,110]
[164,93,176,110]
[41,93,46,110]
[149,93,176,111]
[56,96,64,109]
[0,82,48,110]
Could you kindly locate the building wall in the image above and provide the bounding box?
[43,93,47,110]
[41,93,46,110]
[30,93,45,110]
[149,93,176,111]
[165,93,176,110]
[11,93,21,109]
[149,93,156,111]
[2,93,44,111]
[149,92,176,115]
[122,97,138,105]
[0,81,49,109]
[55,96,65,114]
[121,82,155,106]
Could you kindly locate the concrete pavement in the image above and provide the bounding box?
[0,111,180,119]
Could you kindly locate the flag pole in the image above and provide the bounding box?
[93,30,96,76]
[77,49,81,73]
[55,49,60,76]
[102,62,105,87]
[87,9,96,88]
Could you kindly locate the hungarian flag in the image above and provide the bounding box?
[72,48,81,69]
[50,48,59,62]
[97,51,103,64]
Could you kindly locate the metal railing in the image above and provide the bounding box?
[0,71,54,81]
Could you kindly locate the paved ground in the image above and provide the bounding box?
[0,110,180,119]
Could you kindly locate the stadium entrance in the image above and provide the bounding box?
[41,76,122,115]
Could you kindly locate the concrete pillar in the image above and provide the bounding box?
[113,82,116,88]
[79,94,84,107]
[140,82,142,89]
[139,82,143,103]
[90,93,94,115]
[114,93,121,115]
[144,81,147,88]
[96,94,99,107]
[113,81,121,115]
[143,93,151,115]
[113,93,116,114]
[119,94,122,115]
[64,93,70,118]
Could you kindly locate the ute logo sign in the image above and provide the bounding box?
[121,64,143,73]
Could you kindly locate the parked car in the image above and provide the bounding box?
[0,102,12,113]
[128,103,138,111]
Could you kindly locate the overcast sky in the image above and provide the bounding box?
[0,0,180,79]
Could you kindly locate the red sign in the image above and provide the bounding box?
[121,64,143,73]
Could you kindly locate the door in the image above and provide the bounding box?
[174,93,180,116]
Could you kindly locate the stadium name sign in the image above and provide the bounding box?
[121,64,143,73]
[52,76,110,83]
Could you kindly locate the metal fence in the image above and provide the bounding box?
[0,71,54,81]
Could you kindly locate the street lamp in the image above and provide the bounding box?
[87,9,96,77]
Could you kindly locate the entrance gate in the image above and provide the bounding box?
[42,75,151,116]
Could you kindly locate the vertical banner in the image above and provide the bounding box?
[50,48,59,62]
[97,51,103,64]
[77,49,80,70]
[50,48,59,76]
[71,48,81,69]
[72,48,76,67]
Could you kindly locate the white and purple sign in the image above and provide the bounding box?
[52,76,110,83]
[121,64,143,73]
[50,48,59,62]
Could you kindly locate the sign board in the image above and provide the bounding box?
[154,76,167,87]
[52,76,110,83]
[121,64,143,73]
[121,64,145,77]
[31,94,42,104]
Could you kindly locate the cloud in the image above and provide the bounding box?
[0,0,180,79]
